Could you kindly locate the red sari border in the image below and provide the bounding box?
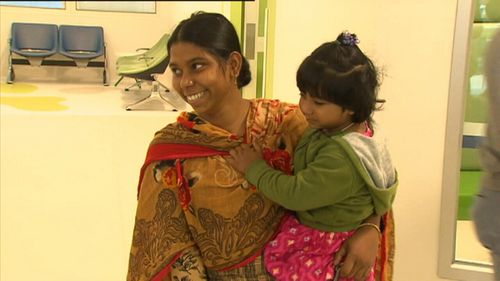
[137,143,229,196]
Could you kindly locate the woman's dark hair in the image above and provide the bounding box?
[167,11,251,88]
[296,32,384,123]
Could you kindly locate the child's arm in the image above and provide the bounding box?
[228,142,353,211]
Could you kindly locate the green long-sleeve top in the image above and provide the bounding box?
[246,128,398,232]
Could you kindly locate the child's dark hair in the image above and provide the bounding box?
[167,11,251,88]
[296,32,385,123]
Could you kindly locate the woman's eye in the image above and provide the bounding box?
[193,63,203,70]
[170,68,181,76]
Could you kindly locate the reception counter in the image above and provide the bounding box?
[1,82,184,280]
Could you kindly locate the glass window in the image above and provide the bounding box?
[439,0,497,279]
[0,1,64,9]
[456,1,499,265]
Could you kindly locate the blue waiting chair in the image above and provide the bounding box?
[58,25,108,85]
[7,22,58,83]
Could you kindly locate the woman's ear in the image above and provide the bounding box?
[228,51,243,77]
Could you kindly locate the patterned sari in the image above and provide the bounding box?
[127,99,307,281]
[126,99,396,281]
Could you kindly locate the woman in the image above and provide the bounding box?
[126,12,394,281]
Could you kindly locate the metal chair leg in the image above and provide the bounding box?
[114,76,124,87]
[125,81,178,111]
[7,49,14,84]
[124,79,143,91]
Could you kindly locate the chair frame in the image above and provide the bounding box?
[115,33,179,111]
[7,22,58,83]
[58,24,108,85]
[125,74,178,111]
[6,22,108,85]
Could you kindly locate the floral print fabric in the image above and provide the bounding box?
[264,215,375,281]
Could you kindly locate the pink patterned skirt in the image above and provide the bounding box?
[264,215,375,281]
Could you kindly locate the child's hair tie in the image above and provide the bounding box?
[339,31,360,46]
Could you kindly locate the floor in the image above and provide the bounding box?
[0,67,188,114]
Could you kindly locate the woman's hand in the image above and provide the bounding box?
[227,143,262,174]
[333,216,381,281]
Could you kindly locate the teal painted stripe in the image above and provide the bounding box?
[257,51,264,98]
[258,0,268,37]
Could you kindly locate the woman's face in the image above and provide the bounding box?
[299,92,354,133]
[169,42,233,115]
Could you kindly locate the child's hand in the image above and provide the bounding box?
[227,143,262,174]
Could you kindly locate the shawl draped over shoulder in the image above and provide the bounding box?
[126,99,396,281]
[127,99,307,280]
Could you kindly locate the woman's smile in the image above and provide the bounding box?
[185,90,206,104]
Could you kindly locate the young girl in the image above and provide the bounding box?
[227,31,398,281]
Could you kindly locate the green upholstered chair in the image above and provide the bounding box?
[114,33,181,111]
[115,33,170,91]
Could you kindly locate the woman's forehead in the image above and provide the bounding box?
[169,42,215,64]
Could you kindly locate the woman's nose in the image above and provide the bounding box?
[180,75,194,88]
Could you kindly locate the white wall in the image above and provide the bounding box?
[273,1,458,281]
[0,1,229,84]
[1,112,177,281]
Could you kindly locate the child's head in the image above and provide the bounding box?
[296,31,384,124]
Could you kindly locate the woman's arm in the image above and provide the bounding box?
[333,213,381,281]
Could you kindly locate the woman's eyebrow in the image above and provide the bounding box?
[169,57,207,67]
